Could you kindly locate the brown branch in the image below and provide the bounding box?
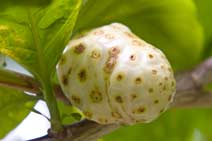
[0,69,70,104]
[1,57,212,141]
[172,57,212,108]
[0,69,40,93]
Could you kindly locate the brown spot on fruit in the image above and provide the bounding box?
[161,65,165,69]
[71,95,81,105]
[59,56,66,65]
[112,112,122,119]
[74,44,85,54]
[116,74,124,81]
[164,77,168,81]
[104,56,117,73]
[148,88,154,93]
[110,47,120,55]
[130,54,136,61]
[84,111,93,118]
[67,68,72,75]
[160,108,165,113]
[90,90,103,103]
[91,50,101,59]
[152,69,157,75]
[149,54,154,59]
[134,77,142,84]
[138,107,146,113]
[159,82,163,86]
[62,75,68,85]
[131,94,138,100]
[115,96,123,103]
[168,67,172,72]
[78,69,87,82]
[154,100,159,104]
[133,107,146,114]
[104,47,119,73]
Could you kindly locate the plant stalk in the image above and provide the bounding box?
[42,79,64,134]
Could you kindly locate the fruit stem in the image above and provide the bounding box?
[42,78,63,133]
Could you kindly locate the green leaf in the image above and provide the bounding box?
[103,109,212,141]
[74,0,203,71]
[0,86,37,138]
[57,101,84,125]
[0,0,82,131]
[0,0,81,79]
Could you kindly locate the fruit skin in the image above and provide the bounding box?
[57,23,176,125]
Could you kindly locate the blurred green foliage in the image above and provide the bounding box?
[104,109,212,141]
[0,87,37,138]
[194,0,212,58]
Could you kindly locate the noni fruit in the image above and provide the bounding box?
[57,23,176,125]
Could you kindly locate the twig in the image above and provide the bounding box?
[0,69,70,104]
[0,69,40,94]
[172,57,212,108]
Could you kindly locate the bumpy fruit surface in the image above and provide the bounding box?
[57,23,176,125]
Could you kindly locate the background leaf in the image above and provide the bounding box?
[194,0,212,45]
[103,109,212,141]
[0,0,81,80]
[74,0,203,71]
[0,86,37,138]
[194,0,212,58]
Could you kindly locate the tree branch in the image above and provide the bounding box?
[28,120,120,141]
[0,69,40,94]
[0,69,71,104]
[1,57,212,141]
[172,57,212,108]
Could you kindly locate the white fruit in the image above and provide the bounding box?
[57,23,176,125]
